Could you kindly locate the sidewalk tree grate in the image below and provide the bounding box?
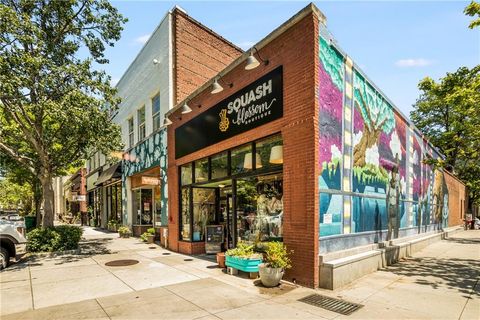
[298,294,363,315]
[105,259,139,267]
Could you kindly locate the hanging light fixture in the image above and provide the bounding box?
[243,152,262,169]
[211,78,224,94]
[245,51,260,70]
[163,116,172,126]
[269,145,283,164]
[180,101,192,114]
[245,47,269,70]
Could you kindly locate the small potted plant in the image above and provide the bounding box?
[140,228,156,244]
[107,219,119,232]
[118,226,131,238]
[225,241,263,274]
[258,242,292,287]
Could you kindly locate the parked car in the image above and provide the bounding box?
[474,218,480,230]
[0,223,27,269]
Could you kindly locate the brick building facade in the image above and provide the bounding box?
[164,4,467,288]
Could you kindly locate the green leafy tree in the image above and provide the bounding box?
[411,66,480,205]
[0,175,33,212]
[0,0,127,227]
[465,1,480,29]
[353,72,395,168]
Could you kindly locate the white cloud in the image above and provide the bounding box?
[353,131,363,147]
[237,41,255,50]
[330,144,342,161]
[395,58,434,67]
[135,34,151,45]
[389,130,402,161]
[365,144,379,167]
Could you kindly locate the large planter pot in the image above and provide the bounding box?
[217,252,226,268]
[146,234,155,244]
[225,255,262,273]
[259,263,284,287]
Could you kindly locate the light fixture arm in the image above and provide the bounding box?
[252,47,269,66]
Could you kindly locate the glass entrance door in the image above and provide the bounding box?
[219,189,234,249]
[134,189,153,225]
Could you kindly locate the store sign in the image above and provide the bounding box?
[175,66,283,158]
[76,195,86,202]
[141,176,160,185]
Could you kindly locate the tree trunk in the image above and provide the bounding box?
[353,124,382,167]
[40,175,55,227]
[33,180,43,227]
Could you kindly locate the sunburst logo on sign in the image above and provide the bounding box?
[219,109,229,132]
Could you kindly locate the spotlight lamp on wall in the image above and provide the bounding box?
[211,77,233,94]
[180,101,192,114]
[163,116,172,126]
[244,47,269,70]
[152,58,160,65]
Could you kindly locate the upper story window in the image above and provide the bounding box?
[152,93,161,132]
[128,118,134,148]
[138,106,146,141]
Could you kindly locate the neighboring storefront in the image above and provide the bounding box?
[95,162,123,229]
[164,4,467,288]
[122,130,168,236]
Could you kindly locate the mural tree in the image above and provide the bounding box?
[353,75,395,168]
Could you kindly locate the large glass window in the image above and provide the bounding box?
[181,164,192,185]
[180,187,191,241]
[236,174,283,242]
[195,158,209,183]
[192,188,216,241]
[231,144,252,175]
[211,152,228,179]
[152,94,161,132]
[138,106,146,141]
[256,134,283,171]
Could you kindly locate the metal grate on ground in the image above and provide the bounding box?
[298,294,363,315]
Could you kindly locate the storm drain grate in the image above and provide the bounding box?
[298,294,363,315]
[162,253,171,255]
[105,259,139,267]
[184,258,194,262]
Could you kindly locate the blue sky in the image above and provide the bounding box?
[105,1,479,117]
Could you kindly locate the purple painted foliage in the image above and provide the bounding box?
[319,63,343,167]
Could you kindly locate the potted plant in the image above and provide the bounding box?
[107,219,119,232]
[118,226,131,238]
[225,241,263,273]
[258,242,292,287]
[140,228,156,244]
[217,252,226,268]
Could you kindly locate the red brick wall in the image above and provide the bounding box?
[444,171,466,226]
[168,11,319,287]
[173,9,243,105]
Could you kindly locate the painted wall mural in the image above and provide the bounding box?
[121,129,168,225]
[318,28,449,240]
[318,35,344,236]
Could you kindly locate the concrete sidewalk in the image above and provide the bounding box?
[1,228,478,319]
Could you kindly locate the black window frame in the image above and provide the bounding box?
[178,132,283,242]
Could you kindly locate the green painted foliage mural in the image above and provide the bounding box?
[319,36,344,92]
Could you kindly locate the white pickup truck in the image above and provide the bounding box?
[0,222,27,269]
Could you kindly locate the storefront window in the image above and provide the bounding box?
[180,187,191,241]
[192,188,216,241]
[181,164,192,185]
[231,144,252,175]
[195,158,209,183]
[236,174,283,242]
[133,189,153,225]
[256,134,283,171]
[211,152,228,179]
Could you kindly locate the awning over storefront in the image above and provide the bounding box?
[95,162,122,186]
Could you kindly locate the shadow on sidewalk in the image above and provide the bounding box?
[386,256,480,299]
